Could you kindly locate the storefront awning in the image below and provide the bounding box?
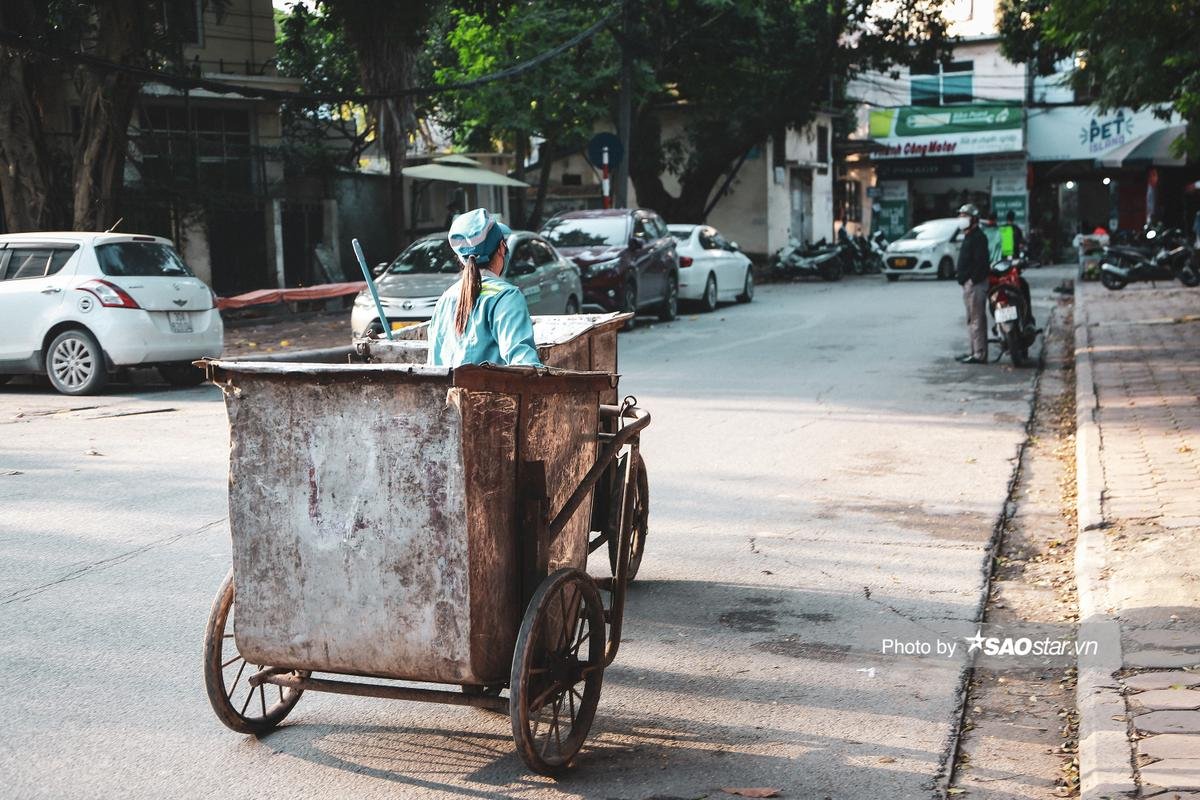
[1098,124,1187,168]
[401,161,529,187]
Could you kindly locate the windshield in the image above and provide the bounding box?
[96,242,194,277]
[542,217,629,248]
[900,219,963,241]
[387,239,459,274]
[668,225,695,242]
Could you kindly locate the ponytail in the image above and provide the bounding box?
[454,255,481,336]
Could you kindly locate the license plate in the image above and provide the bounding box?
[994,305,1018,323]
[167,311,193,333]
[390,320,418,331]
[893,258,912,268]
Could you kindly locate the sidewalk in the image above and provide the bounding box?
[1076,281,1200,800]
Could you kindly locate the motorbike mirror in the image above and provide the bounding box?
[1146,229,1158,239]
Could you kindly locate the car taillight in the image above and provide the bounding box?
[679,256,693,267]
[79,279,140,309]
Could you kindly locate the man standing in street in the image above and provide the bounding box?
[955,203,990,364]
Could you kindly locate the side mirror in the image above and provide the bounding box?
[727,241,740,252]
[373,262,388,277]
[628,237,644,251]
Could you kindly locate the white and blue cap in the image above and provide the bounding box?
[448,208,511,261]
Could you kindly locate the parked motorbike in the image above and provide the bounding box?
[1099,226,1200,290]
[849,233,884,274]
[770,237,845,281]
[988,257,1039,367]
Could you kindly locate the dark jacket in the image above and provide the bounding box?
[956,225,990,285]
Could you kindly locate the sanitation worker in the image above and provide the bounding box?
[427,208,543,367]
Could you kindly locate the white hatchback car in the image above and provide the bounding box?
[667,224,754,311]
[0,232,223,395]
[882,217,966,281]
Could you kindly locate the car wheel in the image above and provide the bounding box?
[1100,270,1127,291]
[621,281,638,330]
[700,273,718,312]
[937,257,955,280]
[565,295,580,315]
[46,328,108,396]
[158,362,207,387]
[886,274,900,282]
[737,269,754,303]
[657,273,679,321]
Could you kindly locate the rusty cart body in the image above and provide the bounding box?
[201,359,649,773]
[354,311,648,579]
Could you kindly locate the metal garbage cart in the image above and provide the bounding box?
[201,359,649,774]
[354,311,648,579]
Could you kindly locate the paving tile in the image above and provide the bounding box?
[1140,759,1200,790]
[1126,672,1200,691]
[1140,790,1200,799]
[1131,690,1200,711]
[1129,632,1200,650]
[1128,651,1200,669]
[1142,736,1200,761]
[1137,711,1200,735]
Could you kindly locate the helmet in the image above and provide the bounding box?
[957,203,980,218]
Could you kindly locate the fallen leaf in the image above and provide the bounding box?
[947,789,967,795]
[84,449,104,456]
[280,339,291,347]
[722,789,780,798]
[879,756,896,764]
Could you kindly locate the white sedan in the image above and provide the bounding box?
[0,232,222,394]
[882,217,966,281]
[667,224,754,312]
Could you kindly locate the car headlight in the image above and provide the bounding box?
[588,258,621,275]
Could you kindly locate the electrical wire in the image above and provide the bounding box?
[0,10,617,103]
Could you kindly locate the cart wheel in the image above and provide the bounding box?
[607,452,649,581]
[510,568,606,775]
[204,569,306,735]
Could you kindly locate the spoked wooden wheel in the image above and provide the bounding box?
[607,452,649,581]
[510,568,606,774]
[204,569,306,734]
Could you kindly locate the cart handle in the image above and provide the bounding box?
[545,404,650,539]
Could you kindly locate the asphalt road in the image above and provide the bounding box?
[0,267,1070,799]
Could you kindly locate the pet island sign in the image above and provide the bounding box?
[868,104,1024,159]
[1027,107,1180,161]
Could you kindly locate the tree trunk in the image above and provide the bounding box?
[325,1,430,251]
[511,134,527,228]
[0,0,52,232]
[71,0,150,231]
[627,105,750,223]
[527,139,555,229]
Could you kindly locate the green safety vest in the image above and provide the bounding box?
[1000,225,1016,257]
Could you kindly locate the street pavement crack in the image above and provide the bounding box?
[0,518,226,606]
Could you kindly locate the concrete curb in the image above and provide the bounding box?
[1073,282,1138,800]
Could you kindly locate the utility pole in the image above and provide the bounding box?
[614,0,632,208]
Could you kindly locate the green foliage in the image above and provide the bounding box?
[430,2,619,153]
[999,0,1199,153]
[275,4,369,174]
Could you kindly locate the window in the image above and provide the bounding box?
[529,240,557,265]
[910,61,973,106]
[96,242,194,277]
[561,172,582,187]
[633,217,650,240]
[817,125,829,164]
[383,238,458,275]
[164,0,203,46]
[542,216,629,248]
[1,246,78,280]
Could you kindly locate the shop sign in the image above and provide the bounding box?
[876,155,975,179]
[1026,106,1181,161]
[992,194,1028,229]
[875,182,909,239]
[869,104,1024,159]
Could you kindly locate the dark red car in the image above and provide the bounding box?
[540,208,679,324]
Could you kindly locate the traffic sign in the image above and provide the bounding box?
[586,132,624,169]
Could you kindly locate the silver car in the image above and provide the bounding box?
[350,230,583,337]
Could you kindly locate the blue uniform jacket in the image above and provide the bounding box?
[427,274,543,367]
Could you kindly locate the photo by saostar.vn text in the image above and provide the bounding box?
[879,624,1099,665]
